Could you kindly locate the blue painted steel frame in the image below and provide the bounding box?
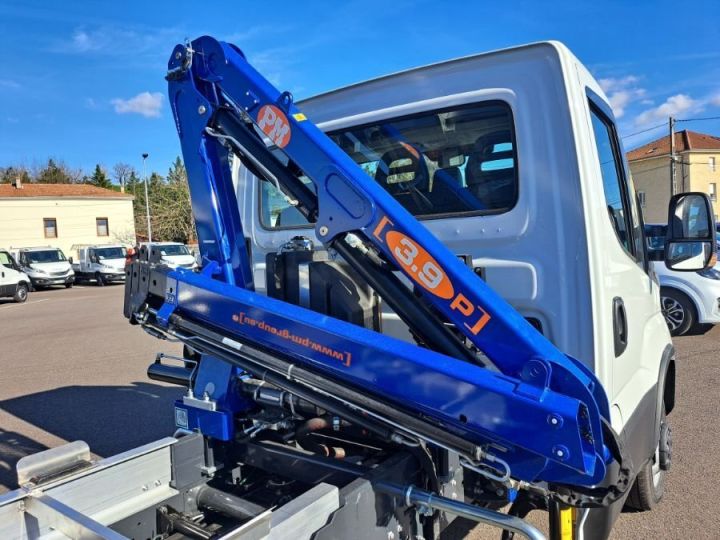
[165,36,613,486]
[159,266,600,486]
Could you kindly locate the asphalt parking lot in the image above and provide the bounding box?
[1,285,719,539]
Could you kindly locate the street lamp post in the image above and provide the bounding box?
[142,153,152,244]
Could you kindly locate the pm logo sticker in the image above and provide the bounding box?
[257,104,291,148]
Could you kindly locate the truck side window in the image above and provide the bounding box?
[259,101,518,229]
[589,105,634,256]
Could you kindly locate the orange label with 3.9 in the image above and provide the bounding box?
[386,231,455,300]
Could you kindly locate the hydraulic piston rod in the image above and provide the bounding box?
[374,482,546,540]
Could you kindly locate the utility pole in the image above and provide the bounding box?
[142,153,152,244]
[669,116,676,196]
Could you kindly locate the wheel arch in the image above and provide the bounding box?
[660,284,701,320]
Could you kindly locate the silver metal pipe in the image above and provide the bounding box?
[374,482,546,540]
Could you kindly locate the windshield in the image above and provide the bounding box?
[93,247,126,260]
[159,244,190,256]
[25,249,67,264]
[260,101,517,228]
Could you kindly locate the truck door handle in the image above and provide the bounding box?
[613,297,628,357]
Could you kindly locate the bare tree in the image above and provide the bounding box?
[149,158,195,243]
[113,162,136,192]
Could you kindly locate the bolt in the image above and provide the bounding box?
[175,51,182,60]
[142,484,149,491]
[388,532,395,540]
[451,479,457,487]
[17,501,25,512]
[319,226,329,236]
[548,414,563,428]
[451,491,458,499]
[155,479,162,487]
[397,524,403,533]
[198,105,207,115]
[552,445,569,461]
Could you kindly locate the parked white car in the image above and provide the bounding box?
[71,244,128,286]
[0,249,31,303]
[13,246,75,290]
[140,242,197,269]
[646,224,720,335]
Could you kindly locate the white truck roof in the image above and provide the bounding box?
[298,41,609,128]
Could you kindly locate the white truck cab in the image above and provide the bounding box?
[71,244,127,286]
[0,249,30,303]
[139,242,197,269]
[233,41,682,535]
[13,246,74,289]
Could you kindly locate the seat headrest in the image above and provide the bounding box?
[375,143,429,194]
[466,131,514,186]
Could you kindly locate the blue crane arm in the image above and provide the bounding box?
[154,36,624,489]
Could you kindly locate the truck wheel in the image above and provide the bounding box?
[660,288,694,336]
[14,283,28,303]
[95,272,105,287]
[625,410,669,511]
[65,282,73,289]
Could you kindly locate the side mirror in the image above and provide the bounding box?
[68,257,73,265]
[665,192,717,271]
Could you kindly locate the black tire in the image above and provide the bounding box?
[65,282,73,289]
[625,410,669,511]
[14,283,28,303]
[660,288,695,336]
[95,272,105,287]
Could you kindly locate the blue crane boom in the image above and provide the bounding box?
[126,35,628,497]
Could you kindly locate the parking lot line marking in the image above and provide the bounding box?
[0,298,50,309]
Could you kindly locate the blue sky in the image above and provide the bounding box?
[1,0,719,179]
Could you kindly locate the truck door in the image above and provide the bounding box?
[0,251,18,296]
[586,96,660,422]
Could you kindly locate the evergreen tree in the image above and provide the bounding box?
[37,159,73,184]
[89,164,112,189]
[167,156,187,184]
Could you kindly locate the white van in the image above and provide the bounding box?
[0,249,31,303]
[14,246,75,290]
[139,242,197,269]
[71,244,127,286]
[234,42,683,535]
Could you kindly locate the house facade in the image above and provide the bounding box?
[0,180,136,257]
[628,130,720,223]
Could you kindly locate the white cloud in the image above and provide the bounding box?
[598,75,639,94]
[598,76,645,118]
[111,92,163,118]
[634,94,699,126]
[71,30,98,52]
[54,25,181,58]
